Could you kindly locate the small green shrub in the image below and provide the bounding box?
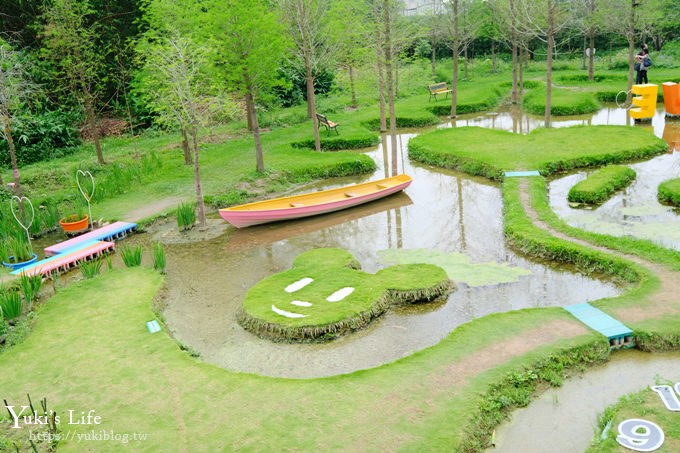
[361,115,439,130]
[290,134,379,150]
[176,202,196,231]
[153,242,166,274]
[79,258,103,279]
[568,166,637,205]
[0,287,23,320]
[658,177,680,207]
[120,245,143,267]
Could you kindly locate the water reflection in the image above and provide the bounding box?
[162,130,621,378]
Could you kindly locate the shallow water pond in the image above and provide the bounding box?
[158,128,621,378]
[492,350,680,453]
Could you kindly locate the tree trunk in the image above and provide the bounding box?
[450,0,459,117]
[510,0,518,104]
[588,28,595,81]
[463,45,468,80]
[181,126,192,165]
[491,40,496,73]
[395,56,400,97]
[581,33,587,70]
[245,103,253,131]
[85,95,104,165]
[374,1,387,132]
[2,112,21,196]
[519,46,525,94]
[190,124,206,227]
[349,66,357,108]
[626,0,636,104]
[431,36,437,77]
[383,0,398,177]
[545,2,554,128]
[305,65,321,152]
[245,90,265,172]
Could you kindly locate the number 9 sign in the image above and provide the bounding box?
[616,419,665,452]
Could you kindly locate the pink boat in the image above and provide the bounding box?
[219,174,413,228]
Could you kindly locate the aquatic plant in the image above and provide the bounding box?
[120,245,143,267]
[19,274,43,309]
[79,258,103,279]
[152,241,166,274]
[568,165,636,205]
[0,287,23,320]
[176,202,196,232]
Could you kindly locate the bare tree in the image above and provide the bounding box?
[0,41,36,194]
[280,0,333,152]
[142,33,210,226]
[511,0,573,127]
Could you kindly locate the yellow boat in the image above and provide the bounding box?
[219,174,413,228]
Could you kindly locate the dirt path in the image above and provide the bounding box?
[122,196,185,223]
[518,178,680,324]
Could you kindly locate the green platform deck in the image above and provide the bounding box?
[564,303,635,349]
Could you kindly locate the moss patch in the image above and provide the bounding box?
[408,125,667,181]
[377,248,532,287]
[238,248,454,342]
[568,165,636,206]
[658,177,680,207]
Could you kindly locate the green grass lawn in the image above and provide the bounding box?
[0,267,605,451]
[408,125,668,180]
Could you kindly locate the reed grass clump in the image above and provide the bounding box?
[152,242,166,274]
[176,202,196,231]
[0,287,23,320]
[80,258,103,279]
[19,274,43,309]
[120,245,143,267]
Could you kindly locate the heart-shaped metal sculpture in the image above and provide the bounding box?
[10,195,35,246]
[76,170,95,202]
[76,170,95,229]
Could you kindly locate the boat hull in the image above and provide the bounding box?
[219,175,412,228]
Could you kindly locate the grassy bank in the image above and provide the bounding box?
[408,125,667,181]
[568,165,636,205]
[658,177,680,207]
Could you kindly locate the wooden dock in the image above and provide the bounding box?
[44,221,137,256]
[564,303,635,349]
[12,240,115,278]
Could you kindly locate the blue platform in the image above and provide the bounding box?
[565,303,634,348]
[504,170,541,177]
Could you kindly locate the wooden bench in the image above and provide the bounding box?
[428,82,452,102]
[316,113,339,136]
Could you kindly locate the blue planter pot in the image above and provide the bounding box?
[2,254,38,271]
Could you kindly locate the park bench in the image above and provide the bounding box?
[316,113,339,136]
[428,82,452,102]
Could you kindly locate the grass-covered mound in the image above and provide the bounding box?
[590,384,680,452]
[408,125,667,181]
[523,86,601,116]
[237,248,454,342]
[658,177,680,207]
[568,165,636,205]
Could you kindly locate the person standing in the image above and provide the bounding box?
[636,45,650,84]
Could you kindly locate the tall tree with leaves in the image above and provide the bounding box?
[0,41,35,192]
[205,0,289,172]
[280,0,332,152]
[40,0,107,164]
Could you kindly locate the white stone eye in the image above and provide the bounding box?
[326,287,355,302]
[285,277,313,293]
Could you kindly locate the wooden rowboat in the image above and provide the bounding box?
[219,174,413,228]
